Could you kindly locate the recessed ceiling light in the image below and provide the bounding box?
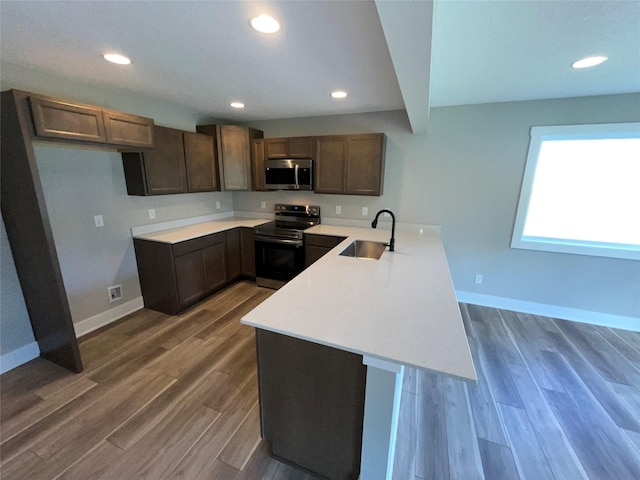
[230,102,245,109]
[331,91,348,99]
[250,14,280,34]
[571,55,608,69]
[102,53,131,65]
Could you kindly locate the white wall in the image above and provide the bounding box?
[33,143,233,325]
[238,94,640,323]
[1,218,36,355]
[0,63,232,363]
[2,62,638,369]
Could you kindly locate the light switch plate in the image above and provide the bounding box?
[362,207,368,216]
[94,215,104,227]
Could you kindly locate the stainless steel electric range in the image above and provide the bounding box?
[254,203,321,289]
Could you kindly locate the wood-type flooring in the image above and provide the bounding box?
[2,281,639,479]
[394,303,640,480]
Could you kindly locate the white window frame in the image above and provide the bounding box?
[511,122,640,261]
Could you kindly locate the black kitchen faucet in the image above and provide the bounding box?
[371,209,396,252]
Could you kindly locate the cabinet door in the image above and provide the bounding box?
[265,138,288,158]
[251,139,267,191]
[135,239,180,315]
[240,227,256,277]
[305,245,330,267]
[226,228,242,281]
[217,125,251,190]
[29,95,106,143]
[184,132,218,192]
[345,134,385,196]
[257,330,366,479]
[288,137,313,158]
[203,239,227,292]
[304,234,346,267]
[314,137,346,194]
[103,110,154,148]
[174,250,206,306]
[144,126,188,195]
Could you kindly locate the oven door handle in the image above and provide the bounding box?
[255,235,303,247]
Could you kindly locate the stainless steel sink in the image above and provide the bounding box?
[339,240,388,260]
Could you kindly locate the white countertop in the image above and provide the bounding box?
[132,218,270,244]
[242,224,477,382]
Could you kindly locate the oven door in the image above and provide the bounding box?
[255,235,306,289]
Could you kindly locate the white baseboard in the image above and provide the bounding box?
[73,296,144,338]
[0,341,40,374]
[456,291,640,332]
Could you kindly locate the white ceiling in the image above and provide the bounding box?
[1,1,639,133]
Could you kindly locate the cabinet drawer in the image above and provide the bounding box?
[305,234,346,248]
[172,232,225,257]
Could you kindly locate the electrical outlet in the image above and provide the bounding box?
[335,205,342,215]
[108,285,122,302]
[148,209,156,219]
[94,215,104,227]
[216,201,221,209]
[261,201,266,209]
[475,274,483,285]
[362,207,368,216]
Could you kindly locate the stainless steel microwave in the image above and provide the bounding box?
[265,158,313,191]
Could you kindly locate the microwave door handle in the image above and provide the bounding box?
[294,164,299,190]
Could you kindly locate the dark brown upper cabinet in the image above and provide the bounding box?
[28,93,153,148]
[315,136,347,194]
[122,127,220,196]
[183,131,218,192]
[265,137,313,159]
[315,133,385,196]
[251,138,268,191]
[122,126,188,195]
[196,124,264,191]
[122,125,188,195]
[103,109,154,148]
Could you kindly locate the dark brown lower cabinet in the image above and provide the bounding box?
[174,249,207,306]
[134,228,255,315]
[256,329,366,480]
[226,228,242,281]
[240,227,256,277]
[304,234,347,267]
[202,241,228,292]
[134,232,227,315]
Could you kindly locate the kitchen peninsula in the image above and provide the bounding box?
[242,224,477,479]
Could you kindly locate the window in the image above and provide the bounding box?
[511,122,640,260]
